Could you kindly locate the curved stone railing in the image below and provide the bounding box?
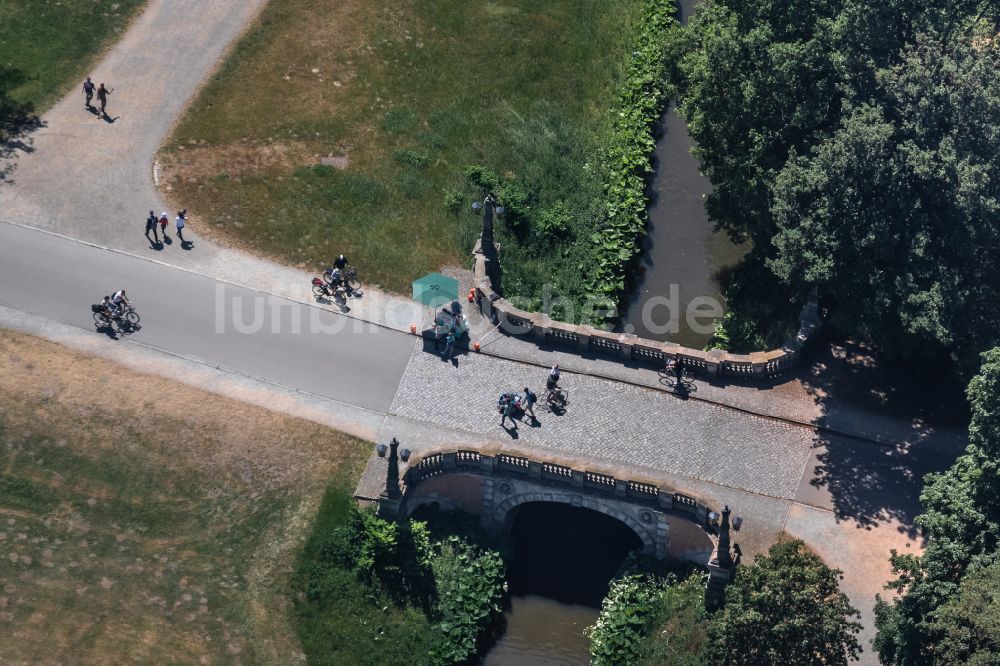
[472,235,820,380]
[403,447,710,525]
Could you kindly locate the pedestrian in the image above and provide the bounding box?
[175,209,187,243]
[500,395,517,430]
[83,77,95,108]
[96,83,113,116]
[159,211,170,240]
[442,330,456,361]
[522,386,537,421]
[144,210,159,245]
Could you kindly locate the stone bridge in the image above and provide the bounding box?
[369,442,734,572]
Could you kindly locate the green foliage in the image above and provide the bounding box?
[535,203,574,242]
[585,0,679,318]
[637,574,710,666]
[676,0,1000,369]
[463,164,500,192]
[294,488,507,665]
[394,148,431,168]
[708,540,862,666]
[932,562,1000,666]
[590,574,676,666]
[443,189,464,214]
[874,348,1000,665]
[428,536,507,663]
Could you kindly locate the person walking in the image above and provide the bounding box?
[442,330,456,361]
[500,397,517,430]
[144,210,159,245]
[96,83,113,116]
[82,77,95,108]
[159,212,170,240]
[522,386,538,422]
[175,209,187,244]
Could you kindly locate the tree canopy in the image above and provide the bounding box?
[676,0,1000,368]
[707,539,862,665]
[873,347,1000,664]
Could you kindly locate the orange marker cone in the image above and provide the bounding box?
[473,341,481,352]
[467,288,475,303]
[410,323,417,334]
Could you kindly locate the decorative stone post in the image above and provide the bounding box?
[705,505,736,611]
[377,438,403,519]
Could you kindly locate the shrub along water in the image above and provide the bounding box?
[293,487,506,665]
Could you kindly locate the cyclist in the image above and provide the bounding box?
[666,356,685,385]
[333,254,348,271]
[111,289,130,316]
[98,295,115,320]
[545,365,562,403]
[325,267,343,294]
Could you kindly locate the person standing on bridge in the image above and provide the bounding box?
[145,210,159,245]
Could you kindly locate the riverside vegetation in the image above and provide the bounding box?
[294,495,506,665]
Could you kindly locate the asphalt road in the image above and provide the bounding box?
[0,221,415,412]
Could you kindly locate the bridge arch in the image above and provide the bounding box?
[391,449,717,563]
[494,489,655,554]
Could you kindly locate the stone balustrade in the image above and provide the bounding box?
[404,448,710,525]
[472,233,820,381]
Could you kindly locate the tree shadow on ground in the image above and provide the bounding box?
[0,66,45,185]
[793,334,969,535]
[803,431,958,538]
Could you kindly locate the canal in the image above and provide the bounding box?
[617,0,746,349]
[482,503,643,664]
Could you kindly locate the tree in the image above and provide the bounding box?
[707,539,862,665]
[933,562,1000,665]
[873,348,1000,664]
[675,0,1000,369]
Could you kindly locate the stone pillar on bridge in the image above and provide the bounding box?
[705,505,735,611]
[376,438,403,519]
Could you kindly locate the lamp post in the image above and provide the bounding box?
[375,438,409,518]
[472,192,503,261]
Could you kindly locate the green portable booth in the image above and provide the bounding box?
[412,272,459,308]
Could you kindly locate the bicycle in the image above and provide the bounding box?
[93,303,140,334]
[658,362,696,392]
[540,386,569,412]
[321,266,363,297]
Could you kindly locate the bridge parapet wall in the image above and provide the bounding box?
[399,447,714,560]
[473,229,821,381]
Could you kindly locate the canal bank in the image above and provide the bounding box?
[617,0,746,349]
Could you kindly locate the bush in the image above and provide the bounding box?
[429,536,507,663]
[443,189,464,214]
[293,488,507,665]
[394,148,431,168]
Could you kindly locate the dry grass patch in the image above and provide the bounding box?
[0,329,369,665]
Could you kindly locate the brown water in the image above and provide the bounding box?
[617,0,746,349]
[481,503,642,665]
[482,596,595,665]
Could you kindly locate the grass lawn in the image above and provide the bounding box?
[159,0,645,300]
[0,0,146,111]
[0,329,369,664]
